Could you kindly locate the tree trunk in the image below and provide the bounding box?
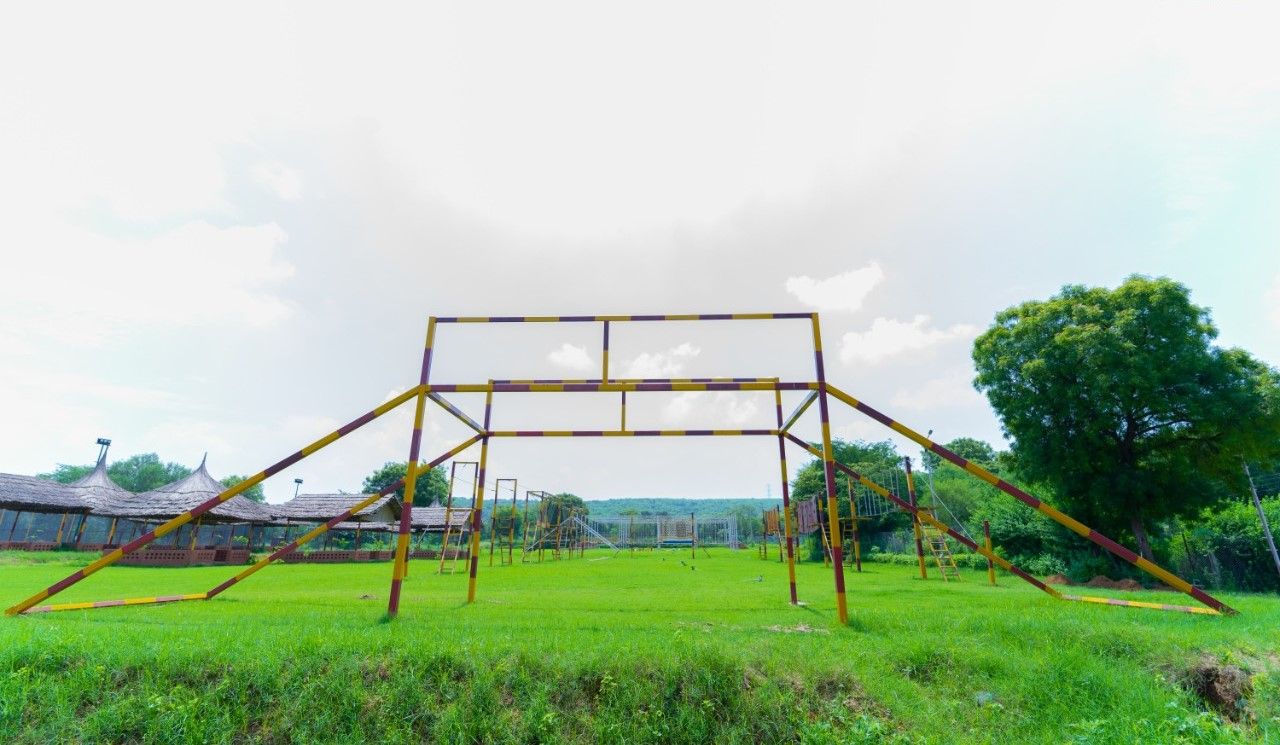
[1130,514,1154,561]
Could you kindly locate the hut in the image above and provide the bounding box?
[91,456,272,566]
[0,473,89,550]
[268,493,400,560]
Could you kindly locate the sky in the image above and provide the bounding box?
[2,2,1278,503]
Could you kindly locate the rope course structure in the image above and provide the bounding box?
[438,461,477,574]
[5,312,1237,623]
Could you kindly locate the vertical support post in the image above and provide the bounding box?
[7,511,22,542]
[520,489,532,555]
[601,320,610,383]
[105,517,117,547]
[73,513,89,546]
[690,512,697,559]
[620,390,627,431]
[774,388,799,604]
[984,520,996,586]
[388,317,437,618]
[508,479,518,564]
[466,386,494,603]
[188,517,202,551]
[54,513,68,545]
[1244,460,1280,579]
[811,314,848,625]
[440,462,458,573]
[905,457,927,580]
[849,482,862,572]
[488,491,497,567]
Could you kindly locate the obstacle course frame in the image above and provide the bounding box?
[6,313,1235,620]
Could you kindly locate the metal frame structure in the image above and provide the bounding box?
[5,313,1236,621]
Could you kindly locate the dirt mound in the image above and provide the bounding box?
[1045,574,1073,585]
[1083,575,1144,589]
[1186,656,1252,720]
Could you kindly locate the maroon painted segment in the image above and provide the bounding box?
[336,409,378,436]
[47,570,87,595]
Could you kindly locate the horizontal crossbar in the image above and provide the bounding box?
[435,313,812,323]
[487,429,777,437]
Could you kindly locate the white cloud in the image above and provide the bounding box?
[252,162,302,201]
[624,342,701,378]
[889,369,984,410]
[839,315,978,364]
[547,343,594,371]
[784,263,884,312]
[0,220,295,346]
[662,391,704,423]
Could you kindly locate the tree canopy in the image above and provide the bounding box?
[972,275,1280,559]
[220,475,266,503]
[360,462,449,506]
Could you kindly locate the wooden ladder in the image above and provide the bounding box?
[918,508,962,582]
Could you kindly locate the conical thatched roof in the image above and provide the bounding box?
[0,473,88,512]
[66,458,130,512]
[93,456,272,523]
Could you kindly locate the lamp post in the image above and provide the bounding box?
[293,478,303,499]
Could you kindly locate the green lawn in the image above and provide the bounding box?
[0,548,1276,743]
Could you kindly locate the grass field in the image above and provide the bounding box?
[0,548,1277,743]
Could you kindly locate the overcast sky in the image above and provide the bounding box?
[2,2,1278,503]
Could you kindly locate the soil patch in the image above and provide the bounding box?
[1185,655,1252,721]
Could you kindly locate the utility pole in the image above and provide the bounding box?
[1243,460,1280,580]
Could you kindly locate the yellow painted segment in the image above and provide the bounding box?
[663,314,699,321]
[424,317,437,349]
[1066,595,1218,615]
[824,384,861,409]
[963,462,1000,485]
[810,314,822,352]
[374,386,423,416]
[1035,503,1091,538]
[731,313,779,320]
[1135,557,1194,593]
[466,435,491,603]
[153,513,193,538]
[300,431,342,457]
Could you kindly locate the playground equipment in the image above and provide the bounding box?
[6,313,1236,621]
[488,478,519,566]
[438,461,477,574]
[759,508,783,561]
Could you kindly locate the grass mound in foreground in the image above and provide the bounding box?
[0,549,1276,743]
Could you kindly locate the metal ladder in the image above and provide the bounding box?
[919,508,962,582]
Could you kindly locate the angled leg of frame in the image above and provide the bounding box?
[822,384,1235,615]
[466,387,494,603]
[389,319,438,617]
[6,385,424,616]
[784,433,1062,601]
[25,437,483,614]
[809,315,848,625]
[206,434,483,603]
[773,387,798,604]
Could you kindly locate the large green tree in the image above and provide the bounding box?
[972,276,1280,560]
[220,475,266,503]
[360,462,449,506]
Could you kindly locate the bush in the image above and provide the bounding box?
[1189,496,1280,592]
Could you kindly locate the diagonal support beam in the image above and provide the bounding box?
[780,390,819,434]
[427,392,486,435]
[206,434,483,602]
[822,384,1235,615]
[5,385,426,616]
[783,433,1064,603]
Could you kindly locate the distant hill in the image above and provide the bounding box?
[581,497,777,518]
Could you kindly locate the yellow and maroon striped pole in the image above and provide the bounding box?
[388,317,438,618]
[466,386,494,603]
[905,458,927,580]
[984,520,996,586]
[202,434,482,605]
[823,384,1235,615]
[6,385,424,617]
[773,386,799,605]
[811,314,848,625]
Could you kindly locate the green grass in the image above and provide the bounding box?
[0,549,1277,743]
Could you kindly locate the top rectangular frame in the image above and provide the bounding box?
[433,313,813,323]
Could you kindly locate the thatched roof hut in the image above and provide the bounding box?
[268,493,399,524]
[0,473,87,513]
[92,456,272,523]
[411,506,472,532]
